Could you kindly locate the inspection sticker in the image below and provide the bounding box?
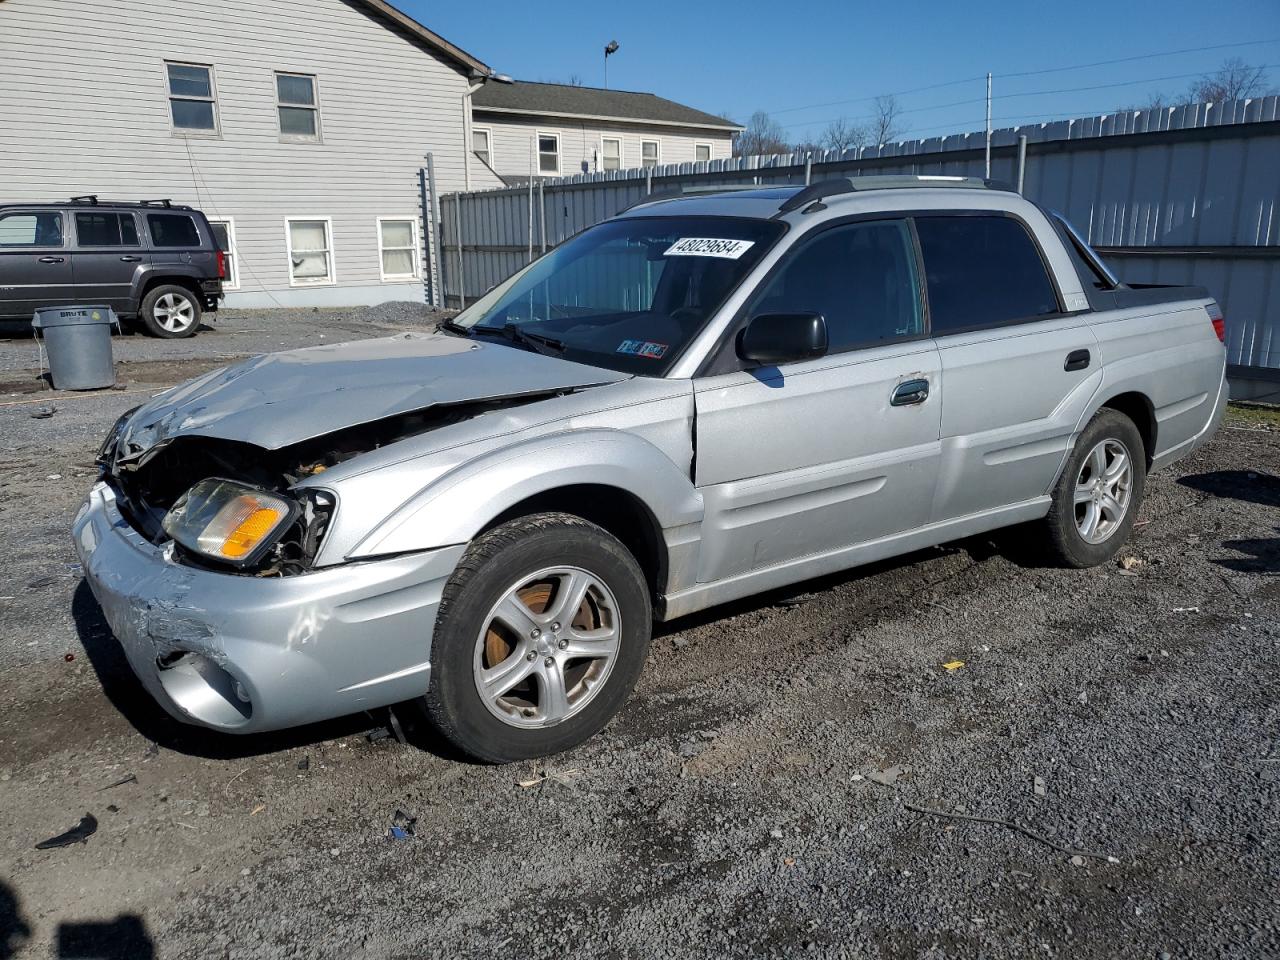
[617,339,669,359]
[664,237,755,259]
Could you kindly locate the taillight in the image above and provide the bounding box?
[1207,301,1225,343]
[215,249,226,280]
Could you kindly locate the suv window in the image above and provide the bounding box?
[915,215,1059,334]
[748,219,923,353]
[0,211,63,247]
[75,212,140,247]
[147,213,200,247]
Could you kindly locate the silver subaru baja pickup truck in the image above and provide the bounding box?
[77,176,1226,762]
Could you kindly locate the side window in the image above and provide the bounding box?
[147,213,200,247]
[747,219,923,354]
[0,211,62,247]
[914,215,1060,334]
[75,212,140,247]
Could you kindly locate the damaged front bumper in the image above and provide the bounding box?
[73,481,465,734]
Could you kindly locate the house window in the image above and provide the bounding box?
[75,212,140,247]
[166,62,217,133]
[601,137,621,171]
[473,128,492,165]
[538,133,560,175]
[286,218,334,285]
[276,73,320,139]
[641,140,660,169]
[378,217,419,281]
[208,218,239,290]
[695,143,712,163]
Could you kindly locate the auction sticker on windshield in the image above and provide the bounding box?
[617,339,669,359]
[664,237,755,259]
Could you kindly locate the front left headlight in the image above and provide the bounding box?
[97,405,140,467]
[162,478,298,568]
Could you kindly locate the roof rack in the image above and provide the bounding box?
[775,175,1016,215]
[67,196,187,210]
[619,183,763,214]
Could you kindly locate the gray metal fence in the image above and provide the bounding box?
[436,97,1280,377]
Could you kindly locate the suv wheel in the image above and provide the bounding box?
[1043,408,1147,567]
[140,284,201,338]
[416,512,651,763]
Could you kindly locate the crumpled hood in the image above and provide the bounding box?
[119,332,629,455]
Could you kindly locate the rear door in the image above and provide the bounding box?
[0,209,73,318]
[70,210,148,312]
[919,212,1100,522]
[694,217,942,583]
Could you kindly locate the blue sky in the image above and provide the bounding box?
[400,0,1280,143]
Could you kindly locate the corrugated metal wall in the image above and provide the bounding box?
[438,97,1280,374]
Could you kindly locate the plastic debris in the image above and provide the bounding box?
[1173,606,1200,613]
[1118,555,1143,571]
[1034,776,1046,797]
[35,813,98,850]
[388,809,417,840]
[868,765,907,786]
[29,406,56,419]
[942,660,965,671]
[296,755,310,771]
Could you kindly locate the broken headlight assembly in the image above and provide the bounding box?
[97,405,140,467]
[162,478,299,569]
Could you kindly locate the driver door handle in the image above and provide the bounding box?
[891,378,930,407]
[38,256,65,264]
[119,255,143,263]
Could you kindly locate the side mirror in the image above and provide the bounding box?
[737,313,828,365]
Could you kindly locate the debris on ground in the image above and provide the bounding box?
[1173,606,1201,613]
[517,769,582,788]
[98,774,137,791]
[388,809,417,840]
[296,756,310,771]
[35,813,99,850]
[29,405,55,419]
[942,660,965,671]
[904,803,1118,863]
[868,765,907,786]
[1034,776,1046,797]
[1118,555,1144,572]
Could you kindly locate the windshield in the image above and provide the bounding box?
[450,216,786,375]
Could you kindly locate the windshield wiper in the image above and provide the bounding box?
[471,323,566,356]
[437,317,471,337]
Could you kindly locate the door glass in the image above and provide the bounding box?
[915,215,1060,333]
[75,213,140,247]
[747,219,923,353]
[0,212,62,247]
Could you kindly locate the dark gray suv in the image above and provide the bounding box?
[0,197,224,337]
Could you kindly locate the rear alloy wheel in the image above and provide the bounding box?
[1043,408,1146,567]
[140,284,201,338]
[417,512,651,763]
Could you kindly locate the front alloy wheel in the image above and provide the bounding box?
[417,512,651,763]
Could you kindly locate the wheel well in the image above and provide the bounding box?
[1101,392,1156,465]
[140,275,200,304]
[484,485,668,602]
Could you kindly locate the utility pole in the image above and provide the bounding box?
[985,72,993,179]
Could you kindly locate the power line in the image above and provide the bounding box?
[744,37,1279,121]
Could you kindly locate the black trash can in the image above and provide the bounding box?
[32,305,117,390]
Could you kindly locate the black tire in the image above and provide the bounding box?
[417,512,651,763]
[1043,408,1147,568]
[139,284,201,338]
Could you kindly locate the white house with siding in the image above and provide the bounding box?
[0,0,496,308]
[470,81,740,185]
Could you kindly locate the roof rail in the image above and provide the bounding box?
[66,197,187,210]
[618,183,762,214]
[775,175,1016,215]
[70,195,99,204]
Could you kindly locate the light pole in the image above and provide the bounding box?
[604,40,619,89]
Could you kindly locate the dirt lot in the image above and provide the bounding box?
[1,307,1277,959]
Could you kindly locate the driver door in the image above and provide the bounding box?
[693,218,942,583]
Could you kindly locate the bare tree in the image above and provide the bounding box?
[734,110,791,157]
[821,116,867,154]
[871,95,905,144]
[1187,57,1274,102]
[565,73,585,88]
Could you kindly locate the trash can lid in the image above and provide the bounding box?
[32,305,117,330]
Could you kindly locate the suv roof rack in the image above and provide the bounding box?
[619,183,763,214]
[66,196,189,210]
[776,175,1016,215]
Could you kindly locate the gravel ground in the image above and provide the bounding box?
[1,309,1277,959]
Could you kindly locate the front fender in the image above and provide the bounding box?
[345,429,703,560]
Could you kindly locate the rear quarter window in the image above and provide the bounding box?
[915,215,1060,334]
[147,213,201,247]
